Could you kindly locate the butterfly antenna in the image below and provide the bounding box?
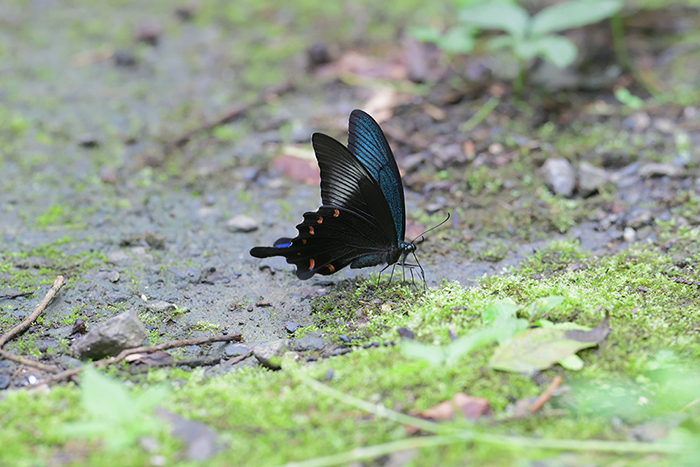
[409,212,451,244]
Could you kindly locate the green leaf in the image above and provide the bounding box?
[444,326,504,366]
[487,35,515,51]
[438,26,476,54]
[528,296,565,320]
[81,366,136,422]
[615,88,644,109]
[482,298,520,325]
[558,354,584,370]
[458,3,530,39]
[407,26,443,44]
[513,40,540,61]
[531,0,623,36]
[401,339,446,366]
[61,366,170,451]
[535,35,578,68]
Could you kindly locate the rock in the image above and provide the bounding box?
[623,227,636,243]
[169,266,201,284]
[0,374,10,390]
[289,336,326,352]
[106,250,130,265]
[253,340,289,370]
[227,215,258,233]
[70,309,149,360]
[653,118,674,134]
[146,300,176,313]
[306,43,331,70]
[625,208,652,229]
[625,111,650,132]
[57,355,83,369]
[638,163,684,178]
[224,344,251,358]
[577,162,609,197]
[542,157,575,197]
[107,271,120,283]
[284,322,300,334]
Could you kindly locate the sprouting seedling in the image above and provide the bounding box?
[411,0,623,94]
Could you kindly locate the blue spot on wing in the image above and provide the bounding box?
[347,110,405,242]
[275,242,291,248]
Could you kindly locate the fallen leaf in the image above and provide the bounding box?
[272,145,319,185]
[489,313,610,373]
[407,393,490,434]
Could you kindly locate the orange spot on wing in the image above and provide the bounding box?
[301,239,307,244]
[309,259,315,270]
[309,226,315,235]
[333,209,340,217]
[317,217,323,224]
[326,264,335,273]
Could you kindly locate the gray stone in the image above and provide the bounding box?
[71,309,149,360]
[146,300,176,313]
[0,374,10,390]
[106,250,130,264]
[542,157,575,197]
[623,227,636,243]
[107,270,120,283]
[227,215,258,233]
[577,162,609,197]
[289,336,326,352]
[57,355,83,369]
[224,344,251,357]
[284,322,300,333]
[639,163,684,178]
[253,340,289,370]
[169,266,201,284]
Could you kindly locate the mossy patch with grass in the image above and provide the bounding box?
[2,226,697,466]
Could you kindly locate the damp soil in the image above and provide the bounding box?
[0,1,699,385]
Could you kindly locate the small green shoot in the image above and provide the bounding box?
[614,87,644,109]
[61,366,170,451]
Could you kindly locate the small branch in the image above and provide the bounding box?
[528,375,563,414]
[0,348,61,373]
[34,333,242,386]
[0,291,34,300]
[168,80,295,149]
[0,276,65,348]
[223,348,253,366]
[669,276,700,288]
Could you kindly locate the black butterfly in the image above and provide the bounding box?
[250,109,420,281]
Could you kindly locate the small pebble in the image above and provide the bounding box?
[623,227,636,243]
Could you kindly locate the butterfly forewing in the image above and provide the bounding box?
[347,110,406,242]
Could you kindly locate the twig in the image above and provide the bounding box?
[528,375,563,414]
[34,333,243,386]
[168,80,295,149]
[0,275,65,348]
[0,291,34,300]
[223,348,253,366]
[0,349,60,373]
[669,276,700,288]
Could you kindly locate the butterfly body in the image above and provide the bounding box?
[250,110,416,280]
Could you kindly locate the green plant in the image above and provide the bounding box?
[412,0,622,94]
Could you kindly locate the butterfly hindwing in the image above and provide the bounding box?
[250,207,399,279]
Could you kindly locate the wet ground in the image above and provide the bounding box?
[1,1,699,387]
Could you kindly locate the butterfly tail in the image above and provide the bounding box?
[249,237,294,258]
